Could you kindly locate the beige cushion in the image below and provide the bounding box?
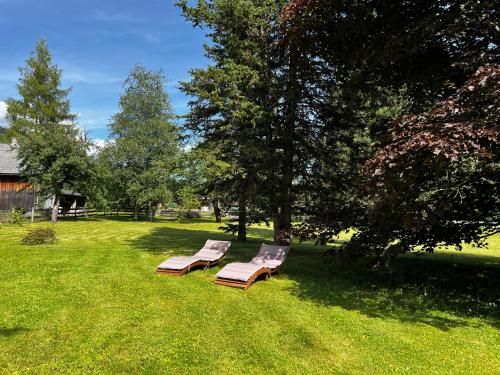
[251,244,289,267]
[194,240,231,261]
[157,240,231,270]
[203,240,231,251]
[215,263,264,282]
[157,256,199,270]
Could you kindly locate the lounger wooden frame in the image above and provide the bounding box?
[156,257,224,276]
[214,266,280,289]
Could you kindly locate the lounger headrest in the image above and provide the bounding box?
[254,243,290,262]
[203,240,231,252]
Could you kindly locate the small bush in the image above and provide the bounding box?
[10,208,26,226]
[176,209,201,220]
[21,227,57,246]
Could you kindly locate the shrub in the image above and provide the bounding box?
[21,227,57,246]
[10,208,26,226]
[177,209,201,220]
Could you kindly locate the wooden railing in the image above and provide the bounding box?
[57,208,147,219]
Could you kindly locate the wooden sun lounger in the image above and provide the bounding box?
[157,258,223,276]
[157,240,231,276]
[215,243,290,289]
[214,266,281,289]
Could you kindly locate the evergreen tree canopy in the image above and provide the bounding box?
[6,39,92,223]
[177,0,285,241]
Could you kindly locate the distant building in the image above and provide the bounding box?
[0,140,86,212]
[0,142,34,211]
[199,200,214,212]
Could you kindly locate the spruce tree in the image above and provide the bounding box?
[6,39,92,223]
[177,0,284,241]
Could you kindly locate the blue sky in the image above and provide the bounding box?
[0,0,208,141]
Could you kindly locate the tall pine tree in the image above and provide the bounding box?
[7,39,92,223]
[177,0,285,241]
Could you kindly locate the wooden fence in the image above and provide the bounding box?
[57,208,147,219]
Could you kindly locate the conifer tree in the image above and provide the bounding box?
[7,39,92,223]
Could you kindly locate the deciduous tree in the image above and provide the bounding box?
[105,65,181,221]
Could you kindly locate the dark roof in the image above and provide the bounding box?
[62,190,85,197]
[0,143,21,175]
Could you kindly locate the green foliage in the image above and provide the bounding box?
[0,126,9,143]
[178,0,286,240]
[176,186,201,210]
[9,208,26,226]
[176,147,236,210]
[353,66,500,266]
[21,227,57,245]
[102,65,181,220]
[176,209,201,220]
[6,39,93,222]
[284,1,499,261]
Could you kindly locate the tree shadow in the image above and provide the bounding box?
[285,251,500,330]
[71,216,224,225]
[127,226,269,258]
[0,327,29,337]
[127,223,500,330]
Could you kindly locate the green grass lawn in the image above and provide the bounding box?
[0,218,499,374]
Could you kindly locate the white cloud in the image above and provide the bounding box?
[182,142,197,152]
[64,70,122,85]
[90,10,143,23]
[0,101,7,126]
[143,32,161,44]
[92,138,108,148]
[75,109,115,130]
[0,100,6,117]
[88,138,113,156]
[95,29,164,44]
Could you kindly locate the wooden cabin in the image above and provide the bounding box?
[0,141,87,213]
[0,142,34,211]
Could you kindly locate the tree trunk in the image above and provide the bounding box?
[134,205,138,220]
[148,202,154,222]
[213,200,222,223]
[273,213,280,244]
[237,182,248,242]
[31,192,37,224]
[276,43,299,246]
[51,196,60,224]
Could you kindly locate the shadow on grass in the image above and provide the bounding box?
[128,224,500,330]
[126,225,272,259]
[286,251,500,330]
[127,227,231,255]
[0,327,29,337]
[64,215,225,225]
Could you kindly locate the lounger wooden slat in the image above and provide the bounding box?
[157,260,211,276]
[215,244,289,289]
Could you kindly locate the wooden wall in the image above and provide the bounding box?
[0,190,35,211]
[0,176,33,210]
[0,181,31,191]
